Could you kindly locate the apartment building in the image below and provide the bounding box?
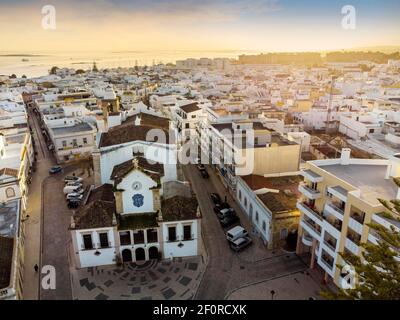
[200,119,301,192]
[47,121,96,163]
[296,148,400,289]
[171,102,206,145]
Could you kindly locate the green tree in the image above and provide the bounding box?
[323,197,400,300]
[75,69,85,75]
[49,66,59,75]
[9,74,17,78]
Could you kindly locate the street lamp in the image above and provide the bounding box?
[270,290,275,300]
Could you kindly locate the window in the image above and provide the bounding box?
[238,190,242,201]
[62,140,67,147]
[185,123,190,129]
[82,234,93,250]
[5,187,15,198]
[244,197,247,208]
[146,229,158,243]
[72,139,77,146]
[119,231,131,245]
[83,137,88,144]
[99,233,109,248]
[280,228,288,240]
[183,225,192,240]
[249,204,253,217]
[262,221,266,232]
[191,115,196,119]
[255,211,259,223]
[133,230,145,244]
[168,226,177,242]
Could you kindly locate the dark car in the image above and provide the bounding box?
[49,166,62,174]
[200,169,209,178]
[229,236,253,252]
[213,202,230,214]
[67,200,80,209]
[210,193,222,205]
[220,214,240,228]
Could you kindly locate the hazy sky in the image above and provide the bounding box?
[1,0,399,52]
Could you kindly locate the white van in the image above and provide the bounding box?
[63,185,81,194]
[226,226,248,243]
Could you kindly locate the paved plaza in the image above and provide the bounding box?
[71,257,205,300]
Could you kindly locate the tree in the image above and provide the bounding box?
[323,196,400,300]
[9,74,17,79]
[75,69,85,75]
[49,66,59,75]
[22,74,27,79]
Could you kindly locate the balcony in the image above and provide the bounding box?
[324,202,344,221]
[348,217,363,234]
[302,233,313,246]
[345,238,359,255]
[300,218,321,240]
[301,169,323,183]
[297,202,323,224]
[298,183,321,200]
[327,185,348,203]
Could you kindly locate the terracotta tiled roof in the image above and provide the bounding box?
[161,195,199,222]
[0,168,19,178]
[118,212,158,230]
[72,200,115,230]
[99,113,170,148]
[87,183,114,203]
[110,156,164,185]
[180,102,200,113]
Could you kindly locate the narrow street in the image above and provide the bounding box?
[23,107,53,299]
[183,165,309,300]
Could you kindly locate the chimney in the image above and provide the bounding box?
[340,148,351,165]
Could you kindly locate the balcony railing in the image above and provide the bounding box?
[297,202,323,221]
[298,183,321,199]
[183,234,195,241]
[302,218,321,236]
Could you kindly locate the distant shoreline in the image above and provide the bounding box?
[0,54,48,57]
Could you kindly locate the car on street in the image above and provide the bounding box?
[66,193,84,201]
[226,226,249,243]
[63,185,84,194]
[65,181,83,187]
[49,166,62,174]
[229,236,252,252]
[67,200,80,209]
[217,208,236,220]
[64,176,83,183]
[219,214,240,228]
[210,193,222,205]
[213,202,230,214]
[200,169,209,179]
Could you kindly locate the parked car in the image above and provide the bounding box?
[213,202,230,214]
[210,193,222,205]
[49,166,62,174]
[64,176,83,183]
[226,226,249,243]
[65,181,83,187]
[229,236,252,252]
[200,169,209,179]
[66,193,84,201]
[220,214,240,228]
[67,200,80,209]
[63,185,82,194]
[217,208,236,220]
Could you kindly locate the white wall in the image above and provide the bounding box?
[118,170,157,214]
[162,220,199,258]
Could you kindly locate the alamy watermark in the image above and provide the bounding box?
[41,5,56,30]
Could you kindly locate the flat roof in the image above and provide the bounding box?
[50,122,93,136]
[321,164,397,204]
[0,199,20,238]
